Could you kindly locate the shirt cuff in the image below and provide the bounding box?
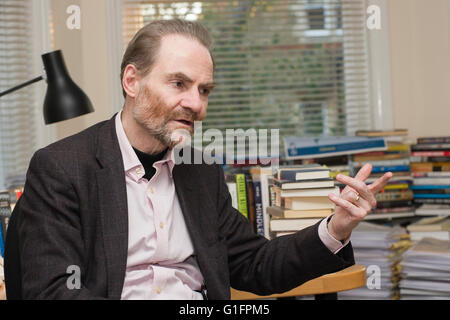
[318,214,351,254]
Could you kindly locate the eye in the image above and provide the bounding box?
[200,88,211,96]
[172,80,184,89]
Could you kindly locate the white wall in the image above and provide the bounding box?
[388,0,450,142]
[51,0,113,140]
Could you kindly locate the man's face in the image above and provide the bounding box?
[132,34,215,148]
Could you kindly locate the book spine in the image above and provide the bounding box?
[411,185,450,190]
[245,174,256,233]
[414,198,450,204]
[287,139,386,158]
[413,194,450,199]
[376,190,414,202]
[351,158,410,167]
[0,191,11,218]
[417,137,450,144]
[411,151,450,157]
[370,165,410,173]
[260,172,272,239]
[0,218,4,257]
[252,180,265,236]
[235,174,248,218]
[411,143,450,150]
[226,182,238,211]
[377,200,413,208]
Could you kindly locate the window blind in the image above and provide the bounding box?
[121,0,372,159]
[0,0,37,188]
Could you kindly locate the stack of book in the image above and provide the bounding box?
[406,216,450,242]
[351,130,415,220]
[399,237,450,299]
[267,164,338,238]
[410,136,450,216]
[338,222,411,300]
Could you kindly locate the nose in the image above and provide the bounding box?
[181,87,205,115]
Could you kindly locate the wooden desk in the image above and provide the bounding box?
[231,264,366,300]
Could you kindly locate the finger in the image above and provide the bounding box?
[368,171,393,195]
[341,190,372,212]
[341,163,372,194]
[354,163,373,181]
[328,193,367,220]
[336,174,377,207]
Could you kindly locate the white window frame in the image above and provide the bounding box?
[366,0,394,130]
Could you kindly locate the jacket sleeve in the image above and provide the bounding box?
[215,165,355,295]
[18,149,106,299]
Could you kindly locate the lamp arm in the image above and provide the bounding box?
[0,76,44,97]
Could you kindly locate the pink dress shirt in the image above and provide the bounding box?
[115,110,349,299]
[116,111,204,300]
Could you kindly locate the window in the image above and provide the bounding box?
[0,1,37,189]
[121,0,372,158]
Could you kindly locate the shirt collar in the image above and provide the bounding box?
[115,109,176,179]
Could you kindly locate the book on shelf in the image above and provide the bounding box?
[412,177,450,185]
[350,134,414,220]
[270,217,321,232]
[353,152,410,162]
[376,190,414,202]
[356,129,408,137]
[267,206,333,219]
[0,191,11,218]
[406,216,450,233]
[417,136,450,144]
[245,174,256,234]
[249,166,274,239]
[411,150,450,157]
[365,211,415,220]
[414,198,450,204]
[274,178,335,190]
[414,204,450,216]
[274,185,340,198]
[411,143,450,151]
[410,162,450,172]
[412,172,450,178]
[283,136,387,160]
[351,158,410,168]
[284,196,335,211]
[278,167,330,181]
[235,173,249,219]
[225,176,238,211]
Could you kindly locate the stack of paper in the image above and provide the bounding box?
[406,216,450,242]
[339,222,410,300]
[399,237,450,299]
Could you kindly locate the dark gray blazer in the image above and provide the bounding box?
[11,114,354,299]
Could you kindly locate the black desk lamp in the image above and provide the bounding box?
[0,50,94,124]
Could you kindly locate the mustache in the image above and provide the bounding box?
[169,108,200,122]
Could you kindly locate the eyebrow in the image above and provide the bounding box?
[166,72,216,89]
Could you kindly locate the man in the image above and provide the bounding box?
[6,19,391,299]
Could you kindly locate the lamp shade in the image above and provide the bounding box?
[42,50,94,124]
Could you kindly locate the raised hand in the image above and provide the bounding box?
[327,163,393,241]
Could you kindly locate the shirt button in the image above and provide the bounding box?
[159,222,164,229]
[149,187,154,194]
[136,167,143,175]
[156,287,162,294]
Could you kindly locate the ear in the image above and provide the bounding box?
[122,64,140,98]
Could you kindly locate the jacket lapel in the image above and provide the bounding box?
[95,115,129,299]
